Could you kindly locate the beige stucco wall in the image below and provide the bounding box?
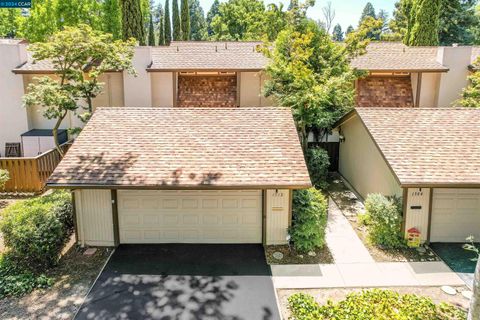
[23,73,124,131]
[436,46,472,107]
[92,73,125,108]
[75,189,114,246]
[338,116,402,199]
[0,43,29,156]
[265,189,291,245]
[124,47,152,107]
[151,72,174,107]
[239,71,275,107]
[404,187,431,243]
[411,72,441,107]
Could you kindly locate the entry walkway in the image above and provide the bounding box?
[272,198,465,289]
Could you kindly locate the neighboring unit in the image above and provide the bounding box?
[352,42,477,108]
[47,107,311,246]
[334,108,480,243]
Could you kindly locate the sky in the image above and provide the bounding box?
[155,0,397,32]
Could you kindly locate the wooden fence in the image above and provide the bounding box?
[0,143,71,193]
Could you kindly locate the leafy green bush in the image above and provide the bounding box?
[306,148,330,189]
[289,188,328,252]
[0,169,9,189]
[0,190,73,270]
[0,254,52,298]
[288,290,467,320]
[364,193,405,249]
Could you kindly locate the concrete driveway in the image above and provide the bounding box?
[75,244,280,320]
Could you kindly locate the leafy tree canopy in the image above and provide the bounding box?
[408,0,441,46]
[459,60,480,108]
[210,0,287,41]
[263,2,369,150]
[23,25,136,155]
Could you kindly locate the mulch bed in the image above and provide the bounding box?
[349,218,440,262]
[265,245,334,265]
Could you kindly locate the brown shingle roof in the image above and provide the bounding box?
[148,41,267,71]
[13,51,55,73]
[346,108,480,187]
[351,42,448,72]
[47,107,311,189]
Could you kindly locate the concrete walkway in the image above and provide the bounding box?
[325,198,373,264]
[272,198,465,289]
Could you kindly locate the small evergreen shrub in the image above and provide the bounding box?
[288,290,467,320]
[0,169,9,189]
[0,190,73,270]
[289,188,328,252]
[364,193,405,249]
[306,148,330,189]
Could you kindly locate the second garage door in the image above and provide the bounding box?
[430,188,480,242]
[118,190,262,244]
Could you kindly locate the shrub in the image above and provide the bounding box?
[288,290,467,320]
[0,254,52,298]
[364,193,405,249]
[0,190,73,270]
[0,169,9,189]
[289,188,328,252]
[306,148,330,189]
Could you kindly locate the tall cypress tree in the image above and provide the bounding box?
[121,0,146,45]
[408,0,440,46]
[164,0,172,44]
[158,4,166,45]
[148,13,155,45]
[180,0,190,40]
[103,0,122,39]
[172,0,181,40]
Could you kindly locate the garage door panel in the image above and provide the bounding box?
[118,190,262,243]
[431,189,480,242]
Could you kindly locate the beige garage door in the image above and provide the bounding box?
[430,189,480,242]
[118,190,262,244]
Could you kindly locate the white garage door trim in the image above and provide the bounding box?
[118,190,263,244]
[430,188,480,242]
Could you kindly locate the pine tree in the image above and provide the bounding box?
[206,0,220,36]
[103,0,122,39]
[121,0,146,45]
[158,4,166,45]
[359,2,376,25]
[172,0,181,40]
[346,25,354,35]
[164,0,172,44]
[408,0,440,46]
[332,24,343,41]
[189,0,207,40]
[148,13,155,45]
[180,0,190,40]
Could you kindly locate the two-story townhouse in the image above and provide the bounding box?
[337,43,480,245]
[2,40,309,247]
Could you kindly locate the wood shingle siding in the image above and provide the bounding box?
[356,76,414,108]
[177,75,237,108]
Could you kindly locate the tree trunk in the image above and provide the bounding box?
[53,111,67,158]
[469,258,480,320]
[299,126,308,153]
